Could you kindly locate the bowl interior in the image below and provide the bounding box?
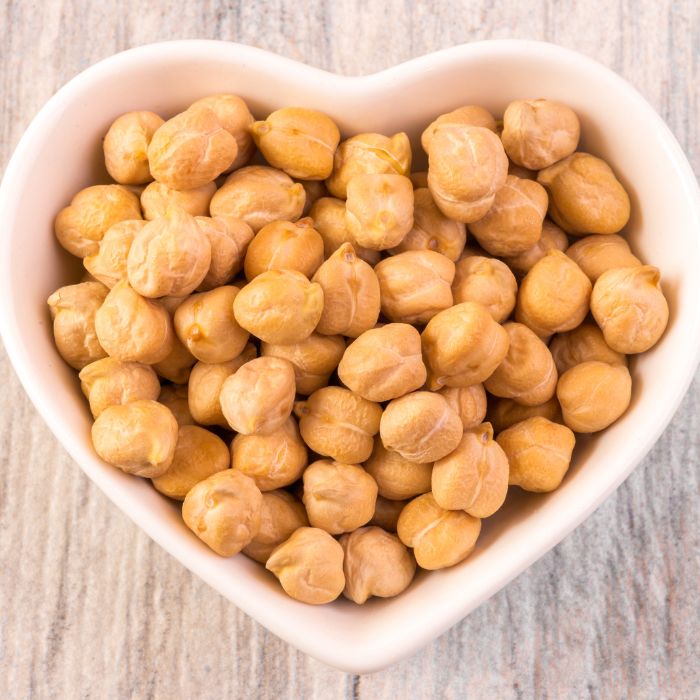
[1,41,699,673]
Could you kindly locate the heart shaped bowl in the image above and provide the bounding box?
[1,39,699,673]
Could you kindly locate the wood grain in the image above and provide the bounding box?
[1,1,699,698]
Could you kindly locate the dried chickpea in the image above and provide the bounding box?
[220,357,296,435]
[174,285,250,363]
[345,174,414,250]
[266,527,345,604]
[243,490,309,563]
[468,175,549,256]
[182,469,262,557]
[312,243,379,337]
[421,105,497,153]
[195,216,254,291]
[55,184,142,258]
[340,526,416,604]
[537,153,631,235]
[497,416,576,492]
[152,337,196,384]
[103,110,164,185]
[140,181,216,220]
[79,357,160,418]
[549,323,626,374]
[47,281,108,369]
[83,220,146,288]
[389,188,467,261]
[369,496,406,532]
[488,396,562,434]
[159,294,189,315]
[233,269,324,344]
[231,416,307,491]
[302,459,378,535]
[421,302,510,388]
[326,132,412,199]
[209,165,306,232]
[427,125,508,223]
[515,250,591,337]
[566,234,641,283]
[151,425,230,500]
[364,440,432,501]
[397,493,481,570]
[300,180,327,215]
[94,280,174,364]
[380,391,462,463]
[295,386,382,464]
[91,399,178,477]
[557,361,632,432]
[261,333,345,395]
[337,324,426,402]
[243,217,324,280]
[452,255,517,323]
[591,266,669,354]
[501,99,580,170]
[438,383,488,430]
[502,219,568,274]
[148,105,237,190]
[508,162,537,180]
[375,251,455,324]
[159,383,195,426]
[251,107,340,180]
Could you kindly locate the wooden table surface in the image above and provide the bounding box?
[1,2,699,698]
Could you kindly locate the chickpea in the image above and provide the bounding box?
[295,386,382,463]
[427,125,508,223]
[380,391,462,463]
[151,425,230,500]
[337,324,426,402]
[261,333,345,395]
[501,99,580,170]
[152,337,196,384]
[300,180,328,215]
[549,323,626,374]
[209,165,306,232]
[452,255,517,323]
[182,469,263,557]
[508,162,537,180]
[55,184,142,258]
[566,234,641,283]
[421,302,510,388]
[103,110,164,185]
[515,251,591,337]
[397,493,481,570]
[488,396,562,434]
[91,399,178,477]
[375,251,455,324]
[243,217,324,280]
[159,383,195,426]
[326,132,412,199]
[174,286,249,363]
[243,490,309,564]
[340,526,415,604]
[502,219,568,275]
[389,188,466,261]
[369,496,406,532]
[266,527,345,604]
[497,416,575,492]
[94,280,174,364]
[364,440,432,501]
[83,220,146,289]
[591,265,669,354]
[537,153,631,235]
[47,281,108,369]
[194,216,254,291]
[159,294,189,315]
[312,243,379,337]
[421,105,497,153]
[302,459,378,534]
[557,361,632,432]
[468,175,549,256]
[438,383,487,431]
[140,181,216,220]
[345,174,414,250]
[147,105,237,190]
[233,269,324,344]
[79,357,160,418]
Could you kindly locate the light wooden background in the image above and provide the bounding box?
[1,2,699,698]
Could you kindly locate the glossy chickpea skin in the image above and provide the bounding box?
[195,216,254,291]
[502,219,569,275]
[515,251,591,337]
[91,399,178,477]
[182,470,262,557]
[591,266,669,353]
[340,526,416,604]
[488,396,562,434]
[152,336,196,384]
[140,181,216,220]
[432,423,509,517]
[421,105,497,153]
[369,496,406,532]
[83,220,146,288]
[452,256,517,323]
[364,440,432,501]
[566,234,641,283]
[397,493,481,570]
[266,527,345,604]
[159,384,195,426]
[538,153,631,235]
[295,386,382,464]
[438,384,488,430]
[549,323,626,374]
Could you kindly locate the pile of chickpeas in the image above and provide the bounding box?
[47,94,669,605]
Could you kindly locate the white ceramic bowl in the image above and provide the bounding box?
[1,40,699,673]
